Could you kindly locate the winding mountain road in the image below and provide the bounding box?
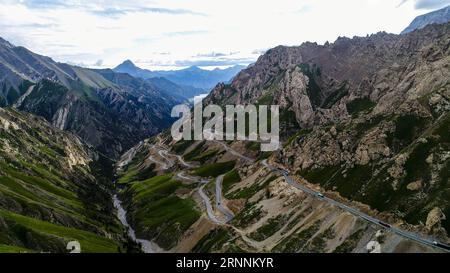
[150,144,231,224]
[260,158,450,252]
[215,175,235,222]
[210,141,450,252]
[198,183,224,224]
[140,140,450,252]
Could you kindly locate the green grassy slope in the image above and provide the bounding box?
[0,108,122,252]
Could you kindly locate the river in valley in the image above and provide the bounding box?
[112,194,164,253]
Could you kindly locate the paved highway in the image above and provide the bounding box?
[149,140,450,252]
[198,182,225,224]
[215,175,235,222]
[281,168,449,252]
[216,142,450,252]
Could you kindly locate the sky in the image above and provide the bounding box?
[0,0,449,70]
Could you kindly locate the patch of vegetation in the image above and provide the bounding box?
[257,92,274,105]
[6,87,20,105]
[126,174,201,249]
[117,166,140,184]
[387,115,428,152]
[278,99,301,136]
[435,113,450,143]
[0,244,35,253]
[228,175,277,200]
[329,164,374,198]
[183,141,206,161]
[298,63,322,108]
[403,140,434,185]
[224,243,246,253]
[222,169,241,193]
[321,83,348,109]
[172,140,195,154]
[232,203,264,228]
[0,95,6,107]
[21,79,68,120]
[284,208,313,232]
[333,228,365,253]
[0,108,122,252]
[193,160,236,177]
[307,227,335,253]
[257,151,273,161]
[298,165,341,186]
[190,149,219,164]
[135,196,200,249]
[360,135,441,216]
[134,164,157,181]
[129,174,176,201]
[273,222,320,253]
[249,215,288,241]
[346,98,376,116]
[354,115,385,138]
[191,228,231,253]
[285,129,311,146]
[17,80,34,95]
[0,209,119,253]
[442,205,450,237]
[302,162,374,200]
[245,141,261,152]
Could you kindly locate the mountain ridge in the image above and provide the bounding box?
[402,5,450,34]
[0,37,183,158]
[114,60,245,91]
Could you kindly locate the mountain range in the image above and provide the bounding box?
[0,38,186,158]
[114,60,245,91]
[1,6,450,254]
[402,5,450,34]
[117,21,450,253]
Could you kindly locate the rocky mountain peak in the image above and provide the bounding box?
[402,5,450,34]
[115,59,139,71]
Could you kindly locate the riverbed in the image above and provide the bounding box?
[112,194,164,253]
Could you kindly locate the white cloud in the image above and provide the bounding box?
[0,0,425,70]
[400,0,450,10]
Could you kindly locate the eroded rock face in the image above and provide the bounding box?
[407,181,423,191]
[277,67,314,127]
[426,207,446,231]
[268,177,302,206]
[204,22,450,237]
[208,23,450,130]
